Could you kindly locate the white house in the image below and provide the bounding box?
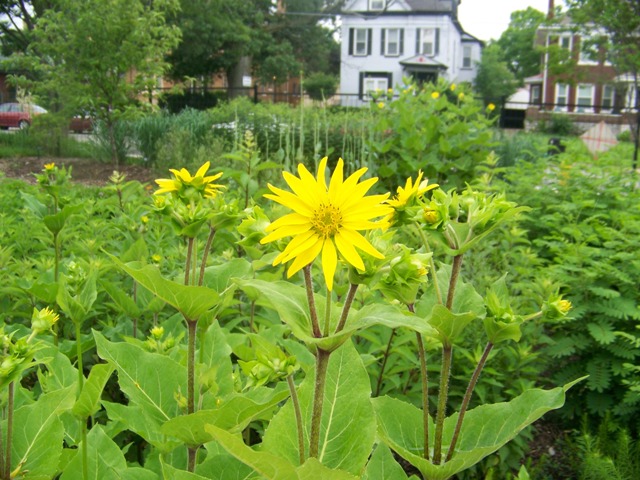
[339,0,483,106]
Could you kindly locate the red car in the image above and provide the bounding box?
[0,102,48,129]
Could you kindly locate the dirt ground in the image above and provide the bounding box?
[0,157,156,186]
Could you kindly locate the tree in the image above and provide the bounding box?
[9,0,181,163]
[473,43,519,107]
[495,7,546,82]
[565,0,640,167]
[0,0,54,55]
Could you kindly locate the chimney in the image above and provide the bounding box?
[548,0,554,19]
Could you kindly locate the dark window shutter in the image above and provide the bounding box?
[435,28,440,55]
[381,29,386,55]
[399,29,404,55]
[367,29,372,55]
[416,28,420,54]
[359,72,365,100]
[387,73,393,89]
[349,28,354,55]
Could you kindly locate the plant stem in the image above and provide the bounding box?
[198,227,216,286]
[323,289,332,336]
[303,265,321,338]
[446,255,463,310]
[4,382,13,480]
[75,321,88,480]
[446,342,494,462]
[433,344,452,465]
[416,332,430,460]
[53,231,60,346]
[185,237,195,286]
[187,318,197,471]
[309,348,330,458]
[374,328,396,397]
[335,283,358,334]
[287,375,305,465]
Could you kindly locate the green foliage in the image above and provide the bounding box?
[473,44,519,107]
[303,73,338,102]
[368,78,497,190]
[535,114,580,136]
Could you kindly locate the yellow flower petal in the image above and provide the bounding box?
[286,238,324,278]
[322,239,338,291]
[335,232,365,271]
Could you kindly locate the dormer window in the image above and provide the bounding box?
[369,0,385,10]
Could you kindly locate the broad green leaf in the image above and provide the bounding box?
[427,304,477,346]
[121,236,149,263]
[94,331,185,426]
[72,363,115,419]
[261,341,376,475]
[101,279,141,318]
[161,386,290,446]
[363,443,409,480]
[196,453,257,479]
[296,458,359,480]
[57,270,98,325]
[373,378,585,480]
[21,191,48,218]
[483,317,522,344]
[9,386,75,479]
[203,258,253,293]
[60,425,158,480]
[199,322,235,406]
[161,463,211,480]
[35,345,78,393]
[43,203,83,235]
[205,425,299,479]
[108,254,219,321]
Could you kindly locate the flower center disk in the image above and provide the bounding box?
[312,203,342,238]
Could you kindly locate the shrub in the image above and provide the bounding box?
[535,114,579,136]
[303,72,338,101]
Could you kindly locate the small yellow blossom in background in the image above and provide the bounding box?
[487,103,496,111]
[559,299,572,314]
[387,88,393,94]
[154,161,224,200]
[151,254,162,263]
[141,215,149,224]
[386,171,438,210]
[378,102,385,109]
[423,207,440,224]
[450,84,456,91]
[260,157,391,291]
[150,326,164,339]
[458,92,465,101]
[44,162,56,171]
[31,307,59,336]
[431,92,440,100]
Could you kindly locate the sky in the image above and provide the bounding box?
[457,0,553,42]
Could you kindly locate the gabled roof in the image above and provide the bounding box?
[400,54,448,70]
[405,0,457,12]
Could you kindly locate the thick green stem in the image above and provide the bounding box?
[416,332,430,460]
[287,375,305,465]
[4,382,13,480]
[185,237,195,286]
[53,232,60,346]
[198,227,216,286]
[309,349,330,458]
[374,328,396,397]
[433,344,453,465]
[187,319,197,471]
[335,283,358,334]
[303,265,321,338]
[446,255,463,310]
[323,289,332,337]
[446,342,494,462]
[75,322,88,480]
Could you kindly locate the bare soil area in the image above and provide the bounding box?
[0,157,156,186]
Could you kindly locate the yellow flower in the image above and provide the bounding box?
[31,306,59,335]
[141,215,149,224]
[450,83,456,91]
[261,157,390,290]
[151,254,162,263]
[458,92,465,101]
[44,163,55,171]
[154,161,224,200]
[487,103,496,111]
[387,171,438,210]
[559,299,572,314]
[431,92,440,99]
[150,326,164,339]
[378,102,385,109]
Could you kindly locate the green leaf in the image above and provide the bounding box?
[35,345,78,392]
[121,236,149,263]
[10,386,76,479]
[483,317,522,344]
[261,341,376,474]
[21,191,48,218]
[60,425,159,480]
[72,363,115,419]
[94,331,185,426]
[107,254,219,321]
[203,258,253,293]
[427,304,477,346]
[373,378,585,480]
[101,279,141,318]
[363,443,409,480]
[161,386,290,447]
[296,458,359,479]
[587,321,616,345]
[161,463,211,480]
[205,426,299,479]
[43,203,83,235]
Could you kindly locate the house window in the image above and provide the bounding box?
[555,84,569,111]
[578,36,599,64]
[576,84,594,112]
[360,72,392,99]
[369,0,384,10]
[382,28,403,56]
[559,34,572,52]
[602,85,615,111]
[417,28,436,56]
[531,85,541,105]
[350,28,371,56]
[462,45,472,68]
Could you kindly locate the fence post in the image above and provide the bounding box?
[253,84,258,104]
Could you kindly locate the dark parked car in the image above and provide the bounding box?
[0,102,48,129]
